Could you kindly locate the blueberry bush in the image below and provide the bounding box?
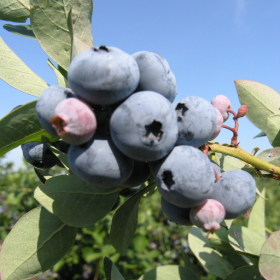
[0,1,280,279]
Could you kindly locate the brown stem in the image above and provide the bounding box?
[214,169,220,182]
[18,0,30,10]
[201,143,209,157]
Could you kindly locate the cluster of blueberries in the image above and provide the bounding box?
[21,46,256,232]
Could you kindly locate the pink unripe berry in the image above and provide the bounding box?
[50,98,97,145]
[211,95,232,122]
[237,105,248,118]
[190,199,225,233]
[210,108,223,140]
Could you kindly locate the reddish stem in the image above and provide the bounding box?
[222,108,239,146]
[202,143,209,157]
[214,169,220,182]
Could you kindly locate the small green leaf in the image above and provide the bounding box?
[224,265,264,280]
[47,59,69,87]
[254,131,266,139]
[110,183,156,255]
[259,230,280,280]
[82,247,101,263]
[0,0,30,22]
[0,207,77,280]
[266,115,280,147]
[257,147,280,167]
[235,80,280,132]
[248,188,266,237]
[34,167,52,184]
[228,225,266,256]
[0,36,48,97]
[104,257,125,280]
[34,174,119,227]
[30,0,93,70]
[46,143,70,170]
[215,152,246,171]
[133,235,149,253]
[251,147,260,156]
[3,24,35,39]
[0,101,58,157]
[138,265,200,280]
[188,226,234,278]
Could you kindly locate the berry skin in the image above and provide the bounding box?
[211,95,232,122]
[161,197,193,226]
[68,135,134,188]
[110,91,178,162]
[132,51,177,102]
[210,108,223,140]
[155,145,215,208]
[173,96,217,147]
[68,46,140,105]
[190,199,225,232]
[36,85,75,137]
[50,98,97,145]
[21,142,58,169]
[121,161,151,188]
[209,170,256,219]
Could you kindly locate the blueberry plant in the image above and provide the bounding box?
[0,1,279,279]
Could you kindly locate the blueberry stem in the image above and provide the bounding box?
[214,169,220,182]
[222,108,239,146]
[208,143,280,177]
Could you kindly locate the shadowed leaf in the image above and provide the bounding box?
[266,115,280,147]
[0,101,58,157]
[47,59,69,87]
[0,207,77,280]
[104,257,125,280]
[34,174,119,227]
[3,24,35,39]
[224,265,264,280]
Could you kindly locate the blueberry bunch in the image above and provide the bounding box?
[22,46,256,232]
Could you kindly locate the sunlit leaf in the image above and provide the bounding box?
[0,36,48,97]
[266,115,280,147]
[0,0,30,22]
[235,80,280,132]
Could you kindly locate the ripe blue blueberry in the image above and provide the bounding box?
[110,91,178,161]
[68,135,134,188]
[209,170,256,219]
[121,161,151,188]
[161,197,193,226]
[36,85,75,137]
[68,46,140,105]
[21,142,58,169]
[173,96,217,147]
[132,51,177,102]
[155,145,215,208]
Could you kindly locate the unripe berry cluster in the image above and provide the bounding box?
[20,46,256,232]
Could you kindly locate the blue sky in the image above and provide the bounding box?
[0,0,279,168]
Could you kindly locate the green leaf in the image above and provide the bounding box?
[235,80,280,132]
[251,147,260,156]
[259,230,280,280]
[46,143,70,171]
[257,147,280,167]
[133,235,149,253]
[30,0,93,70]
[266,115,280,147]
[34,174,119,227]
[67,6,94,61]
[224,265,264,280]
[34,167,52,184]
[0,0,30,23]
[228,225,266,256]
[0,36,48,97]
[188,226,234,278]
[0,207,77,280]
[215,152,246,171]
[3,24,35,39]
[110,183,156,255]
[138,265,200,280]
[0,101,58,157]
[248,188,266,237]
[208,227,247,269]
[104,257,125,280]
[47,59,69,87]
[254,131,266,139]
